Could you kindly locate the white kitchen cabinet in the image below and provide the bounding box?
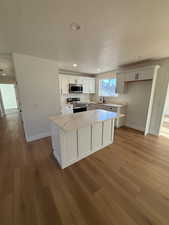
[82,79,90,93]
[50,110,118,168]
[78,126,91,157]
[123,68,154,83]
[60,75,77,95]
[89,78,95,93]
[116,66,157,95]
[137,72,153,81]
[124,72,135,81]
[80,78,95,94]
[103,120,114,145]
[87,104,100,110]
[59,75,96,95]
[68,77,76,84]
[116,73,125,94]
[61,77,69,94]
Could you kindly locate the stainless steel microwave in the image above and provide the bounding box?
[69,84,83,93]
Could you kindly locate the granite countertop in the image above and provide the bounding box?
[100,103,126,107]
[50,109,124,131]
[79,102,127,107]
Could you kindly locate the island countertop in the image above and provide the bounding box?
[49,109,124,131]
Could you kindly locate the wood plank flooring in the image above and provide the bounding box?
[1,112,169,225]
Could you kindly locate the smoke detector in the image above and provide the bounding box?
[70,22,80,31]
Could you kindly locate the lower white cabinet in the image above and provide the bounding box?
[50,119,115,169]
[78,126,91,157]
[103,119,114,145]
[92,122,103,151]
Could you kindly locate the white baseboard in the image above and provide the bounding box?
[26,132,51,142]
[126,123,145,132]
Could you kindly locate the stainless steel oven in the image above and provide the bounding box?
[69,84,83,93]
[73,106,87,113]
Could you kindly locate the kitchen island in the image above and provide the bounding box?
[49,110,124,169]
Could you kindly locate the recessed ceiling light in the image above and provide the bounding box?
[70,22,80,31]
[97,68,101,72]
[73,63,78,67]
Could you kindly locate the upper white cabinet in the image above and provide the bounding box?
[89,78,95,93]
[116,65,159,94]
[61,76,69,94]
[124,71,153,82]
[116,73,125,94]
[82,78,95,93]
[59,75,96,95]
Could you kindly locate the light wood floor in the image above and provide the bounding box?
[1,113,169,225]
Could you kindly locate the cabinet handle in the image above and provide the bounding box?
[135,73,139,80]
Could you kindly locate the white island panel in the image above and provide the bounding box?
[103,119,114,146]
[92,122,103,152]
[78,126,91,158]
[61,130,77,167]
[50,110,123,169]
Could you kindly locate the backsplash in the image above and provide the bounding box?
[91,94,128,105]
[61,93,93,105]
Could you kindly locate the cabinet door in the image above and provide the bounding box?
[126,72,135,81]
[92,122,103,151]
[77,77,83,85]
[83,79,90,93]
[68,77,76,84]
[78,126,91,157]
[61,77,69,94]
[126,71,153,81]
[116,74,125,94]
[89,79,96,93]
[137,72,153,80]
[87,104,99,110]
[62,130,78,166]
[103,120,113,145]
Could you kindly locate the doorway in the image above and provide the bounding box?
[160,82,169,138]
[0,84,18,116]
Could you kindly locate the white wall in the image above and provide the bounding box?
[13,53,60,142]
[125,80,152,131]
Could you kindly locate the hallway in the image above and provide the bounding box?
[1,113,169,225]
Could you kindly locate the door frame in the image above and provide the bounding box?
[0,82,19,115]
[0,89,5,117]
[159,81,169,135]
[144,65,160,135]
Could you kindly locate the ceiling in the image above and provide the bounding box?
[1,0,169,74]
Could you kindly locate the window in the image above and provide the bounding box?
[99,78,118,96]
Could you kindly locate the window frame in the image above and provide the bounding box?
[98,78,118,97]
